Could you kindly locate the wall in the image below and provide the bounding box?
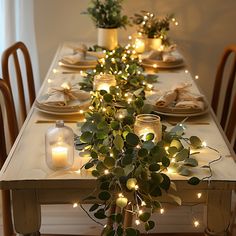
[34,0,236,101]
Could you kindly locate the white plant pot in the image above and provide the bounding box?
[97,28,118,50]
[145,38,162,51]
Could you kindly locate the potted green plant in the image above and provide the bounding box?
[132,11,174,51]
[83,0,129,50]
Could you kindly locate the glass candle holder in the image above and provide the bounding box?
[132,33,146,54]
[45,120,74,170]
[93,74,116,92]
[134,114,162,143]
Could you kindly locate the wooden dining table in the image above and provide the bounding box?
[0,42,235,236]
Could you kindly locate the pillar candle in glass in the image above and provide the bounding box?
[93,74,116,92]
[134,114,162,143]
[45,120,74,170]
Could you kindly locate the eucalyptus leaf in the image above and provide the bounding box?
[184,158,198,167]
[139,212,151,222]
[170,139,183,151]
[114,135,124,150]
[175,148,189,161]
[145,220,155,231]
[126,133,140,146]
[94,209,106,219]
[89,203,100,212]
[98,191,111,201]
[113,167,125,177]
[190,136,202,149]
[80,131,93,143]
[188,176,200,185]
[104,156,115,168]
[125,228,138,236]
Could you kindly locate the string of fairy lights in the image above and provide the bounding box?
[48,14,222,232]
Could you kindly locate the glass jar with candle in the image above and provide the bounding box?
[45,120,74,170]
[134,114,162,143]
[93,74,116,92]
[132,32,146,54]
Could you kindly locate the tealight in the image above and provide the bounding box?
[93,74,116,92]
[134,114,162,143]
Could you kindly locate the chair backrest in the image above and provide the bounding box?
[0,79,18,236]
[211,45,236,149]
[1,41,36,122]
[225,94,236,152]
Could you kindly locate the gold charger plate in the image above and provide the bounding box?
[35,94,90,115]
[59,55,98,69]
[141,57,185,69]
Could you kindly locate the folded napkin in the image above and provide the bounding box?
[175,100,205,110]
[156,83,191,107]
[62,44,98,64]
[145,45,182,62]
[73,44,105,59]
[155,90,178,107]
[162,52,182,62]
[42,82,90,106]
[156,83,205,110]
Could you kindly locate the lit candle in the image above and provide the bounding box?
[93,74,116,92]
[134,114,162,143]
[134,38,145,54]
[51,144,69,168]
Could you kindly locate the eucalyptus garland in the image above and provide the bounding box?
[75,45,203,235]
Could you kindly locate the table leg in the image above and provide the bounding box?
[205,189,231,236]
[12,189,41,235]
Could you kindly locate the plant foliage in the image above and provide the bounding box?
[132,10,174,45]
[83,0,130,29]
[75,44,202,235]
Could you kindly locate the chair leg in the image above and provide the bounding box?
[2,190,14,236]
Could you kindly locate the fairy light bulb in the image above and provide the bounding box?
[197,192,202,199]
[138,210,143,215]
[193,220,200,227]
[73,203,78,208]
[141,201,146,206]
[47,79,52,83]
[195,75,199,80]
[185,70,189,73]
[53,68,57,74]
[153,64,158,68]
[135,219,141,225]
[128,35,132,40]
[175,22,179,26]
[102,108,106,112]
[134,185,139,190]
[104,169,109,175]
[160,208,165,214]
[202,141,207,147]
[79,110,84,114]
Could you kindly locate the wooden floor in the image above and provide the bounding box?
[42,234,205,236]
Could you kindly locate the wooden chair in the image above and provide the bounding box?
[0,79,18,236]
[211,45,236,150]
[1,41,36,123]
